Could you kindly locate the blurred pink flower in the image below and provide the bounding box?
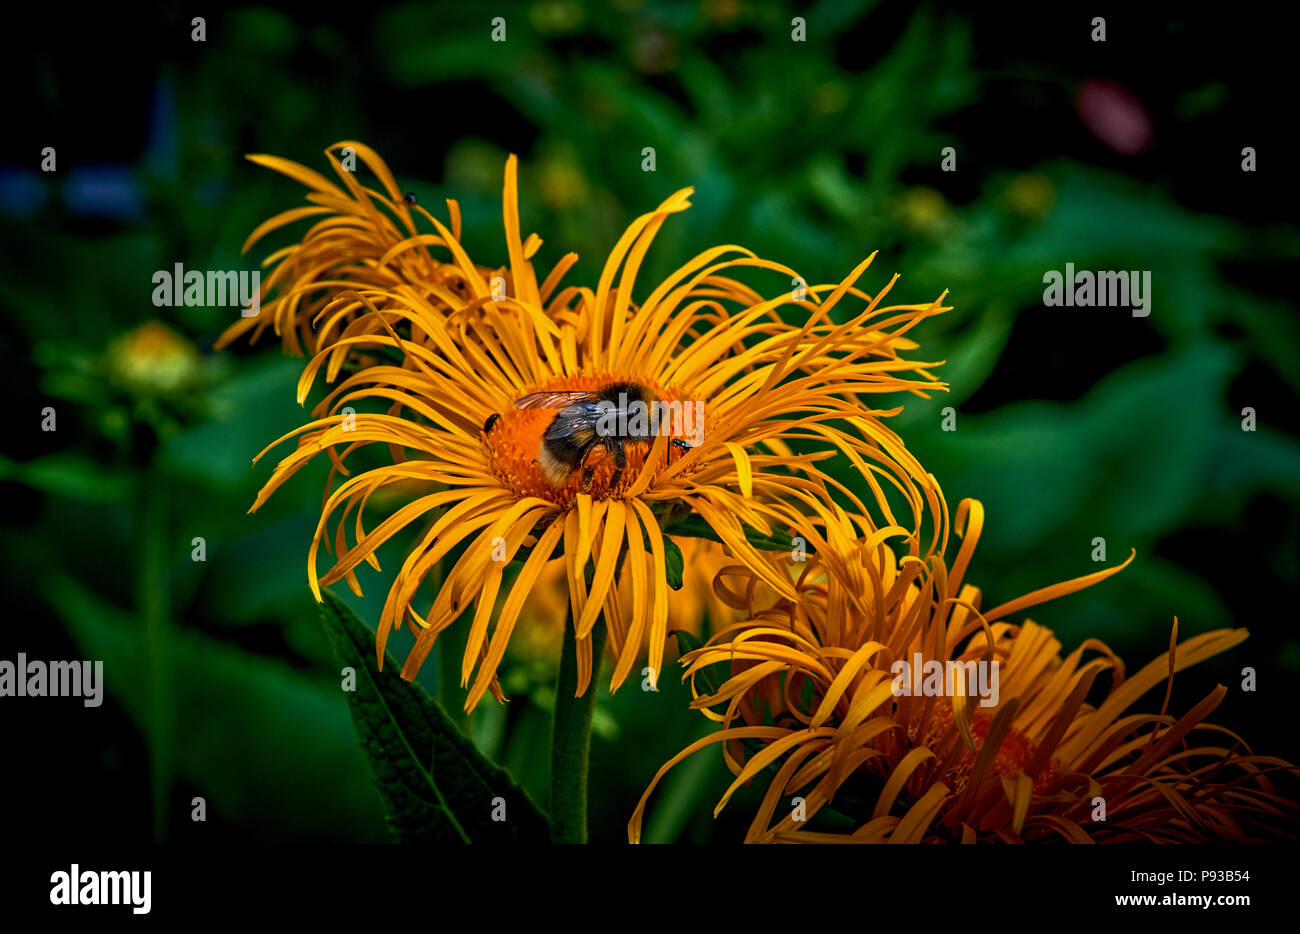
[1077,78,1154,155]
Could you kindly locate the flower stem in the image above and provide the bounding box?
[137,458,173,842]
[549,610,607,844]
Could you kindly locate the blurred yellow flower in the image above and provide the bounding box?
[1003,173,1055,220]
[703,0,743,26]
[539,156,588,211]
[897,188,951,237]
[529,0,583,34]
[105,321,201,396]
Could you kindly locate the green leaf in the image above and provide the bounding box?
[0,454,133,503]
[665,514,792,552]
[317,590,550,843]
[46,573,386,841]
[663,537,685,591]
[672,630,723,698]
[163,355,309,488]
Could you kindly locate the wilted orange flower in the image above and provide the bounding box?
[246,145,952,712]
[631,497,1300,842]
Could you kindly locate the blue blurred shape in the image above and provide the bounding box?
[63,165,144,219]
[0,168,49,217]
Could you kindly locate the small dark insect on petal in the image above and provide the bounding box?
[403,191,418,204]
[483,413,500,434]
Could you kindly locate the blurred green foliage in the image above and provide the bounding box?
[3,1,1297,843]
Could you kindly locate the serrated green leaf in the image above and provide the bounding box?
[318,590,550,843]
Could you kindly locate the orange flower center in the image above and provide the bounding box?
[924,705,1057,794]
[482,374,704,507]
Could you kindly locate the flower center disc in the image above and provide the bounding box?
[483,374,702,507]
[923,705,1055,794]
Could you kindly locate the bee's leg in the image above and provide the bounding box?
[607,440,627,492]
[577,441,604,492]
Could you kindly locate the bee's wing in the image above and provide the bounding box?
[513,390,601,409]
[537,401,618,449]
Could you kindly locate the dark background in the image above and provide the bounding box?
[2,1,1296,843]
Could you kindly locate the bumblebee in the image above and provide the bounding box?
[483,381,693,492]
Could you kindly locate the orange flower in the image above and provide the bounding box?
[216,141,502,356]
[246,147,951,712]
[631,498,1300,842]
